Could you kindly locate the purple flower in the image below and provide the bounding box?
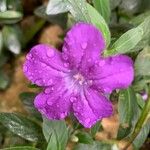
[23,23,134,128]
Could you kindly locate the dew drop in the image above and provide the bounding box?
[70,97,77,102]
[47,100,53,106]
[48,79,53,85]
[64,62,69,68]
[23,66,28,72]
[99,60,105,66]
[45,88,51,94]
[87,58,92,63]
[85,118,90,124]
[46,50,55,57]
[35,79,42,85]
[62,53,68,60]
[81,42,87,49]
[60,113,66,118]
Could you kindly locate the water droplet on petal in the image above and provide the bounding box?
[64,62,69,68]
[99,60,105,66]
[62,53,68,60]
[81,42,87,49]
[35,79,43,85]
[41,63,46,67]
[60,113,66,118]
[45,88,51,94]
[26,54,32,60]
[85,118,90,124]
[87,58,92,63]
[23,66,28,72]
[48,79,53,85]
[46,50,55,57]
[47,100,53,106]
[70,97,77,102]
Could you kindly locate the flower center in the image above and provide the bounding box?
[73,73,85,85]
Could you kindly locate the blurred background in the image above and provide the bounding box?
[0,0,150,149]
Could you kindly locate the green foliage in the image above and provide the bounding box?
[19,92,42,121]
[74,142,112,150]
[90,121,101,137]
[105,16,150,56]
[117,87,140,139]
[76,132,93,144]
[1,147,40,150]
[2,25,23,54]
[135,46,150,76]
[93,0,111,23]
[0,70,9,90]
[43,117,68,150]
[0,113,44,142]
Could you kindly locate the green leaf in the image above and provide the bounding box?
[2,25,23,54]
[118,88,137,125]
[133,120,150,149]
[19,92,42,121]
[76,132,93,144]
[106,16,150,55]
[74,141,112,150]
[117,87,140,139]
[0,10,23,24]
[66,0,91,23]
[23,17,45,45]
[0,31,3,54]
[87,4,111,47]
[135,46,150,76]
[0,53,8,67]
[34,6,67,29]
[93,0,111,23]
[90,121,101,137]
[0,113,44,142]
[1,146,40,150]
[43,117,68,150]
[46,0,68,15]
[0,70,9,90]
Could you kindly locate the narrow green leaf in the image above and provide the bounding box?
[93,0,111,23]
[76,132,93,144]
[135,46,150,76]
[0,113,44,142]
[1,147,39,150]
[106,16,150,55]
[87,4,111,47]
[43,117,68,150]
[34,6,67,29]
[66,0,91,23]
[0,31,3,54]
[0,10,23,24]
[118,88,136,125]
[2,25,23,54]
[117,87,140,139]
[19,92,42,120]
[46,0,68,15]
[0,70,9,90]
[133,120,150,149]
[74,141,112,150]
[90,121,101,137]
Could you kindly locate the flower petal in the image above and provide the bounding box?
[23,44,69,86]
[34,79,72,119]
[62,23,105,70]
[73,88,113,128]
[90,55,134,93]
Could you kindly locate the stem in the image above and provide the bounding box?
[123,96,150,150]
